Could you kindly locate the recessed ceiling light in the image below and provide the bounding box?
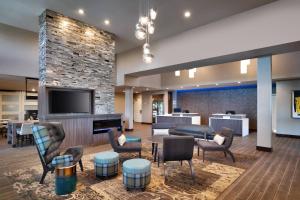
[216,83,219,86]
[166,88,169,90]
[237,81,241,84]
[184,11,191,18]
[196,85,199,87]
[104,19,110,25]
[78,9,85,15]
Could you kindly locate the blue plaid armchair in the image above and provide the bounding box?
[32,122,83,184]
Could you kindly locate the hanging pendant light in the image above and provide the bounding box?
[135,0,157,63]
[143,53,154,63]
[148,21,155,34]
[135,23,146,40]
[150,8,157,20]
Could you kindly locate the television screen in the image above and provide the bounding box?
[49,89,92,114]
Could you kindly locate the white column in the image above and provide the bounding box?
[257,56,272,151]
[125,88,134,130]
[163,91,169,114]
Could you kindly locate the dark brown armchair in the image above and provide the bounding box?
[197,127,235,162]
[158,136,195,180]
[107,129,142,157]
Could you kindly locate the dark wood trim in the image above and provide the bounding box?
[125,128,134,131]
[256,146,272,152]
[141,122,152,125]
[276,133,300,139]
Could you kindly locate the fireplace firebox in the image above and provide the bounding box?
[93,119,122,134]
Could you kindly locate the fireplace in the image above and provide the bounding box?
[93,119,122,134]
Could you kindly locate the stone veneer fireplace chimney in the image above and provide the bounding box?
[38,9,115,115]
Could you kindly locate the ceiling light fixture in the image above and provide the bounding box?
[135,0,157,63]
[240,59,250,74]
[184,10,191,18]
[78,9,84,15]
[104,19,110,25]
[175,70,181,77]
[188,68,196,78]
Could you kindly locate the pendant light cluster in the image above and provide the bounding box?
[135,0,157,63]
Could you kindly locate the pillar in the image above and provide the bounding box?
[257,56,272,151]
[125,88,134,130]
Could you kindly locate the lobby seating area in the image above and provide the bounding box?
[0,0,300,200]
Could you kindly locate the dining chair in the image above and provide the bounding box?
[17,123,34,147]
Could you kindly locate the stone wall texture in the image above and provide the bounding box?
[39,10,115,114]
[177,87,257,129]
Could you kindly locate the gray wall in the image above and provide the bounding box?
[39,10,115,114]
[276,80,300,136]
[177,87,257,129]
[0,23,38,77]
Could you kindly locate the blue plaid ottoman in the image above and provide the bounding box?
[122,158,151,191]
[94,151,119,178]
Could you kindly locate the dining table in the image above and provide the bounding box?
[7,120,39,147]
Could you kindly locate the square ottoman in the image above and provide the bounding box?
[94,151,119,178]
[122,158,151,191]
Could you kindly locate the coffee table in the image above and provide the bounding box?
[55,162,77,195]
[151,135,169,162]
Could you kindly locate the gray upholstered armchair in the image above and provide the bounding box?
[32,122,83,184]
[197,127,235,162]
[107,129,142,157]
[158,136,195,180]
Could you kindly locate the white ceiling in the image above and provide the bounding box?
[0,0,276,53]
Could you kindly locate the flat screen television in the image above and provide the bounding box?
[48,89,93,114]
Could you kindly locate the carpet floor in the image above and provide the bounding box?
[3,145,257,200]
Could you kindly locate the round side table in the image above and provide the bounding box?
[55,163,77,195]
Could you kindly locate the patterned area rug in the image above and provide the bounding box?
[4,146,257,200]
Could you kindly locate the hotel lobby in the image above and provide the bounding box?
[0,0,300,199]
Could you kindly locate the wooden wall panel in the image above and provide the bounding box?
[44,115,120,148]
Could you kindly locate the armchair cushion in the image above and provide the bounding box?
[51,154,73,167]
[32,126,51,156]
[198,140,226,150]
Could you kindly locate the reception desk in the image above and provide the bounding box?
[156,113,201,125]
[209,114,249,136]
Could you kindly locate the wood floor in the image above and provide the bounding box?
[0,123,299,200]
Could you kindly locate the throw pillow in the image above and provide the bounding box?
[118,134,126,146]
[153,129,169,135]
[214,134,225,145]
